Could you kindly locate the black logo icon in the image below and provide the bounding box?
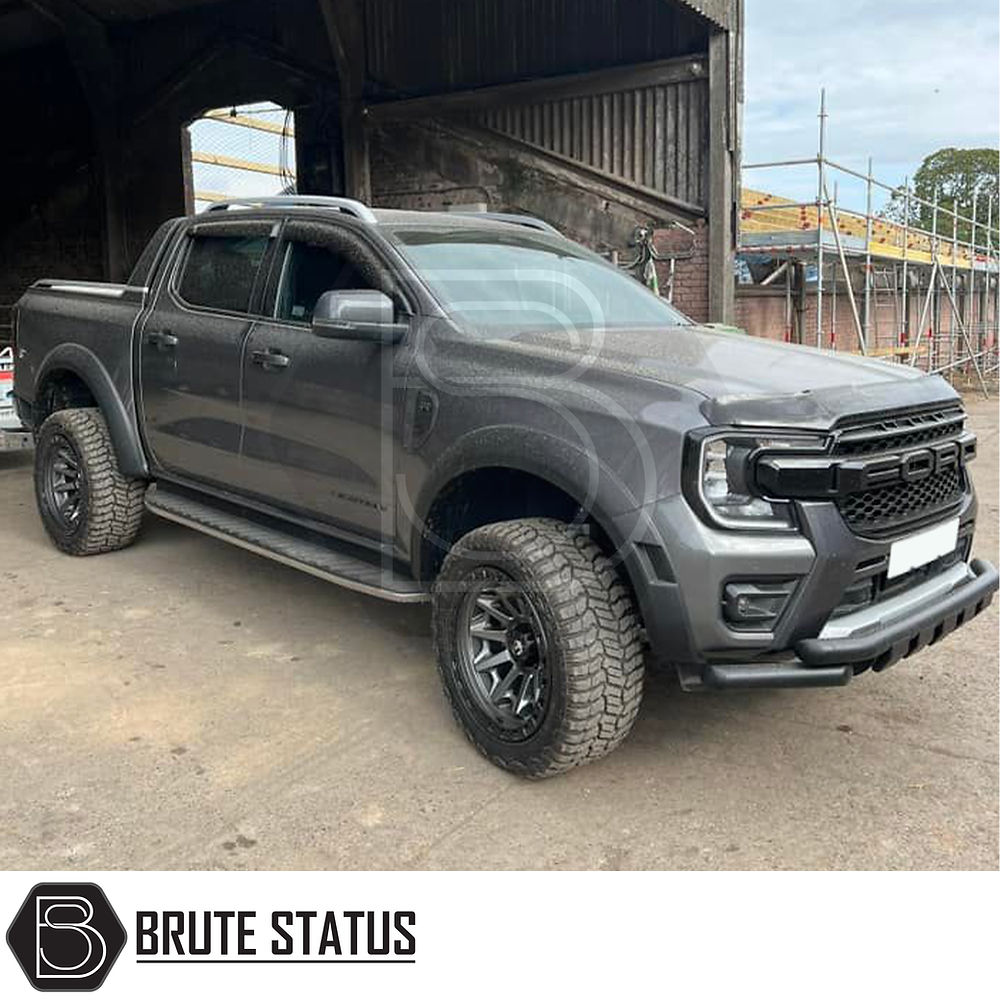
[6,883,127,991]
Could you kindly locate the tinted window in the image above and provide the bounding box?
[388,227,691,337]
[178,234,269,313]
[275,241,372,322]
[128,219,176,288]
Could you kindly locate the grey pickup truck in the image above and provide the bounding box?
[12,196,998,777]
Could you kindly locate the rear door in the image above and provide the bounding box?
[238,218,410,539]
[139,219,274,486]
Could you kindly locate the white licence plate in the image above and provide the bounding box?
[887,517,960,579]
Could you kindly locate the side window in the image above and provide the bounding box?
[127,219,176,288]
[275,241,374,323]
[177,233,269,313]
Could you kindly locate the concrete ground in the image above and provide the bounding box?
[1,399,997,871]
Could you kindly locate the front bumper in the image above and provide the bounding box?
[615,489,995,691]
[704,558,997,689]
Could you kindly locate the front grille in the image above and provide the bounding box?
[829,405,970,537]
[834,406,965,457]
[836,467,965,535]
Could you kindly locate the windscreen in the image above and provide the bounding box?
[388,227,691,337]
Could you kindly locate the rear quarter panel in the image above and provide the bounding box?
[13,283,147,475]
[14,284,144,406]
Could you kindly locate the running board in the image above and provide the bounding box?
[145,485,429,604]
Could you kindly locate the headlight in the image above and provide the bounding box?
[694,432,828,530]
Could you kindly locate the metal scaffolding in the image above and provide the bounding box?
[740,93,999,396]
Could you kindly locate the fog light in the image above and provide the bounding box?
[723,580,796,630]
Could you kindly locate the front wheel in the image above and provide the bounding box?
[34,407,146,556]
[432,518,645,778]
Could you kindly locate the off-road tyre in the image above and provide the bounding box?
[34,407,146,556]
[432,518,645,778]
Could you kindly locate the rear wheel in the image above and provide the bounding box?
[432,518,645,778]
[34,407,146,555]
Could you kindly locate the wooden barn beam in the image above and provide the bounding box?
[27,0,125,280]
[192,151,291,178]
[319,0,370,203]
[203,109,296,137]
[707,28,735,323]
[366,55,708,124]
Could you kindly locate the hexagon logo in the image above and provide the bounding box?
[6,883,127,991]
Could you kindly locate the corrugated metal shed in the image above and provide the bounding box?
[478,74,708,210]
[675,0,733,28]
[365,0,709,97]
[74,0,225,20]
[0,0,742,322]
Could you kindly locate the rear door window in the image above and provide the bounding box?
[177,233,269,313]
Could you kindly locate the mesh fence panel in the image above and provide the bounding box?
[187,102,296,213]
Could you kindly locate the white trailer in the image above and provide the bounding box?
[0,346,32,450]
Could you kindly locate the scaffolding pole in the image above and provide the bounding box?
[816,90,827,349]
[995,192,1000,364]
[901,178,910,349]
[785,259,793,342]
[938,268,991,397]
[909,188,940,367]
[951,198,959,375]
[863,156,873,347]
[986,196,994,359]
[930,187,939,370]
[823,177,866,353]
[911,260,938,364]
[969,191,978,355]
[738,95,999,392]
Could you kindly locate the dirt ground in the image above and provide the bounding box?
[1,397,997,871]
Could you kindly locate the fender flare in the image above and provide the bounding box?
[35,344,149,479]
[409,424,647,581]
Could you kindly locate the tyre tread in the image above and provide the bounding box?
[433,518,645,778]
[35,408,145,556]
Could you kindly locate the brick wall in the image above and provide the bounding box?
[652,219,709,323]
[737,287,872,352]
[371,120,692,252]
[736,279,999,362]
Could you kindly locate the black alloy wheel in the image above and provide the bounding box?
[34,408,146,556]
[456,574,551,741]
[433,518,645,778]
[40,431,86,532]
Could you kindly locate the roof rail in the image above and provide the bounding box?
[204,196,378,224]
[450,211,560,235]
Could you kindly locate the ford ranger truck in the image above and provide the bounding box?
[12,196,998,777]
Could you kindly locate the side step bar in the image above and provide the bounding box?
[145,485,429,604]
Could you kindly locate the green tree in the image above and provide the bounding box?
[882,147,999,244]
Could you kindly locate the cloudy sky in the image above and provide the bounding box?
[743,0,999,210]
[189,103,296,212]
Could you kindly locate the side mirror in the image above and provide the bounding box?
[312,290,407,344]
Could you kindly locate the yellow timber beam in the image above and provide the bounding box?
[202,109,296,137]
[193,190,229,203]
[191,151,293,177]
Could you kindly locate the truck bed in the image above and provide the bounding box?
[12,279,148,452]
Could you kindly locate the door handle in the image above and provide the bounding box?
[147,329,178,349]
[251,348,290,370]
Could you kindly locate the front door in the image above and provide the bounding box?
[238,219,408,539]
[139,221,273,487]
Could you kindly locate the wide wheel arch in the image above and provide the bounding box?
[32,345,148,479]
[408,427,645,586]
